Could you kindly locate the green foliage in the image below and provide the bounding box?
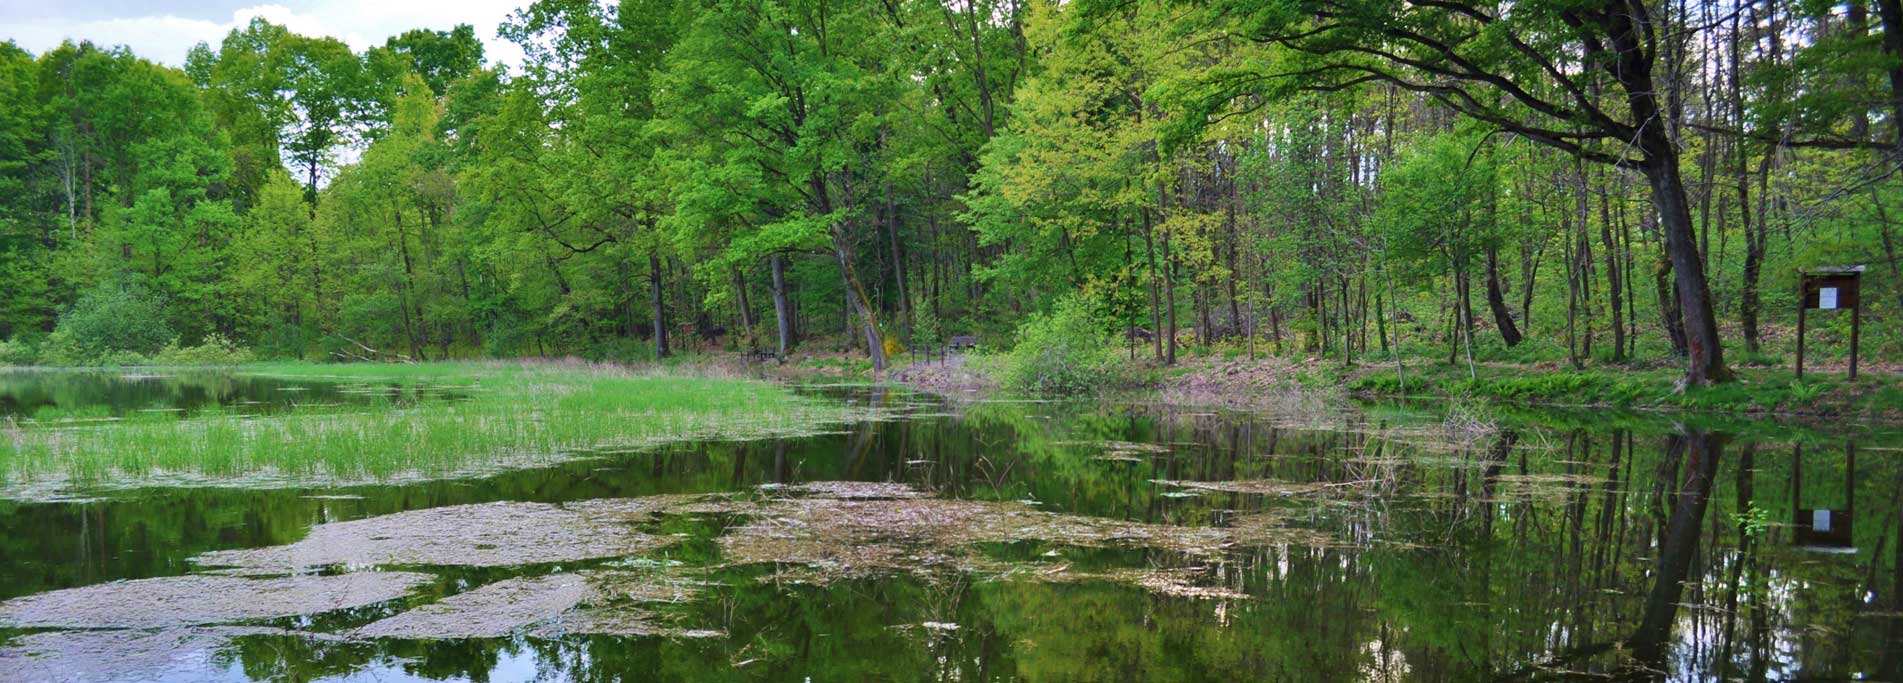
[1786,379,1828,404]
[1005,296,1119,395]
[39,282,175,365]
[911,301,943,353]
[0,0,1898,405]
[150,333,254,366]
[1734,503,1775,540]
[0,338,34,366]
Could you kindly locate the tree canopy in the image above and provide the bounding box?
[0,0,1898,384]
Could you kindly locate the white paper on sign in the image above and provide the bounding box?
[1819,287,1839,309]
[1813,509,1832,532]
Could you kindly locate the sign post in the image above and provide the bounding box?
[1796,266,1864,381]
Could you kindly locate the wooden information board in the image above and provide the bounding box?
[1797,267,1863,381]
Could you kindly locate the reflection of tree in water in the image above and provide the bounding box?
[1625,431,1723,679]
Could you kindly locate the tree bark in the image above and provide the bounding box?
[1598,173,1627,361]
[1483,244,1521,347]
[733,267,755,349]
[1609,1,1731,383]
[1141,207,1163,361]
[649,251,669,358]
[832,224,887,371]
[770,253,792,358]
[1644,151,1731,382]
[1163,227,1178,366]
[883,182,910,337]
[1875,0,1903,151]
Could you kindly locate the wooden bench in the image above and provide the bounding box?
[947,335,978,351]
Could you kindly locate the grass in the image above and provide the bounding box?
[0,360,861,498]
[1340,360,1903,420]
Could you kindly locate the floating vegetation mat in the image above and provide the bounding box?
[758,480,926,499]
[1152,478,1356,497]
[2,480,1337,670]
[195,501,677,570]
[713,484,1334,586]
[0,626,337,682]
[354,571,708,640]
[0,572,432,628]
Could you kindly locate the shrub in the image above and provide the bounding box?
[40,282,174,365]
[911,302,942,353]
[0,337,34,366]
[150,333,254,366]
[1003,296,1118,395]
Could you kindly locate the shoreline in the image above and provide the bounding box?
[874,352,1903,429]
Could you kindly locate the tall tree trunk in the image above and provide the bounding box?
[883,182,910,337]
[734,267,755,349]
[1875,0,1903,152]
[831,223,887,371]
[1604,2,1732,383]
[649,251,670,358]
[1654,253,1689,358]
[1163,227,1178,366]
[1873,192,1903,313]
[1456,259,1477,378]
[1644,151,1731,383]
[1599,173,1627,361]
[1141,208,1163,361]
[392,202,425,361]
[1738,173,1766,354]
[1483,244,1522,347]
[770,253,792,358]
[1225,199,1243,340]
[1563,196,1582,369]
[811,173,886,370]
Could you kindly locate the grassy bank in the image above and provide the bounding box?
[0,361,859,496]
[881,339,1903,423]
[1330,361,1903,420]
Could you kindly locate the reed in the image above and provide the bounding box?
[0,361,856,496]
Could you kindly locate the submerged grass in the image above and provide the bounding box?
[0,360,858,497]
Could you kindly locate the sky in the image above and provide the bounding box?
[0,0,529,68]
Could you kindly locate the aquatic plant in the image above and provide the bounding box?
[0,361,860,497]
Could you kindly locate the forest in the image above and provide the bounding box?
[0,0,1898,391]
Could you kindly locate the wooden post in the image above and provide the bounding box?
[1796,292,1807,381]
[1849,297,1860,381]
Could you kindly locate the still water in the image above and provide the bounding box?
[0,370,1899,682]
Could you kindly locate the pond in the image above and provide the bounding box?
[0,370,1899,682]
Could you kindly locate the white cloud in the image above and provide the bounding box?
[5,1,527,69]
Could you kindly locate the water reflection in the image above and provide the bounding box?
[0,368,458,420]
[0,388,1898,682]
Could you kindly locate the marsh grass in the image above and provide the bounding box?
[0,361,859,498]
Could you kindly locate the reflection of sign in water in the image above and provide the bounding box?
[1797,267,1864,380]
[1791,441,1857,551]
